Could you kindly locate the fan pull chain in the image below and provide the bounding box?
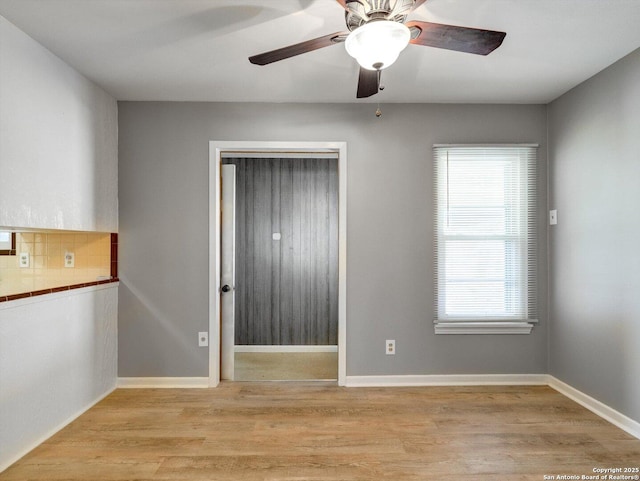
[375,69,383,117]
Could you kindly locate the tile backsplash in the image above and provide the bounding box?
[0,232,114,297]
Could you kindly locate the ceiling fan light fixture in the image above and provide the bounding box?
[345,20,411,70]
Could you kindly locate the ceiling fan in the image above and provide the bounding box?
[249,0,506,98]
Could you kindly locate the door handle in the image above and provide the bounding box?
[221,284,231,293]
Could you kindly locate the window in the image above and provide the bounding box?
[0,231,16,255]
[433,145,538,334]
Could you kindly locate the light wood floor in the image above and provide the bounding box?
[2,383,639,480]
[234,352,338,381]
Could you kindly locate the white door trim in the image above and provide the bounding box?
[209,141,348,387]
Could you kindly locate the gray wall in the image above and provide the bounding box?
[548,47,640,422]
[118,102,548,377]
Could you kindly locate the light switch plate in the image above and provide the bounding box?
[198,331,209,347]
[272,233,281,241]
[549,209,557,225]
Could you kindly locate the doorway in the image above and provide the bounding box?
[209,142,347,386]
[222,155,338,381]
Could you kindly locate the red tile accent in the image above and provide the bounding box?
[31,289,54,297]
[6,292,32,301]
[51,286,71,293]
[111,233,118,278]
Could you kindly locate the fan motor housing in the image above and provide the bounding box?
[345,0,415,31]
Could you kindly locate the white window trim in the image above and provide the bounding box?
[433,144,538,335]
[434,321,537,335]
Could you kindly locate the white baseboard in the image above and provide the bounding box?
[0,385,116,473]
[548,376,640,439]
[117,377,209,388]
[345,374,549,387]
[345,374,639,440]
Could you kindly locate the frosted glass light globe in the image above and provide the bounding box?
[345,21,411,70]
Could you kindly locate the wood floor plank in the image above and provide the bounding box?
[1,383,638,480]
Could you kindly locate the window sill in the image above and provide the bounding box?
[434,321,535,335]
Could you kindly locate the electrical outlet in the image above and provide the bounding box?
[198,331,209,347]
[386,339,396,355]
[64,252,75,268]
[19,252,30,268]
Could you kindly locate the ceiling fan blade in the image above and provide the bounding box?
[407,21,506,55]
[356,67,379,98]
[249,32,348,65]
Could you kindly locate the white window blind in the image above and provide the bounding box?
[433,145,537,334]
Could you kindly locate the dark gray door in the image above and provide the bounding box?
[222,156,339,346]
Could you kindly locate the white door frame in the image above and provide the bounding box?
[208,141,348,387]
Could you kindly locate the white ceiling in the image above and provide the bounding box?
[1,0,640,104]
